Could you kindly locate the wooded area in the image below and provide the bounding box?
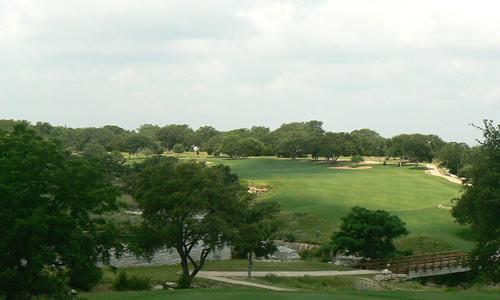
[0,119,476,175]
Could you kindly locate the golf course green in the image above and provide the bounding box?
[206,158,472,251]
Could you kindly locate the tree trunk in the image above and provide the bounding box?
[247,252,253,278]
[178,255,193,288]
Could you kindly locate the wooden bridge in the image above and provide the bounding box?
[360,251,470,279]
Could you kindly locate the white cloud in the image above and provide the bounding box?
[0,0,499,143]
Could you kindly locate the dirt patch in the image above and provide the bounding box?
[329,166,373,170]
[360,160,381,165]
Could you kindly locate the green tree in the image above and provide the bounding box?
[137,124,162,140]
[189,126,219,148]
[0,125,122,298]
[233,201,280,278]
[351,154,364,163]
[405,134,433,165]
[117,133,159,154]
[129,158,250,288]
[351,129,386,156]
[0,119,29,132]
[203,135,223,156]
[82,143,125,179]
[172,143,185,153]
[320,132,354,163]
[438,142,469,175]
[273,121,323,160]
[157,124,193,150]
[427,134,446,158]
[250,126,274,155]
[221,134,242,159]
[452,120,500,282]
[239,137,264,157]
[220,133,264,159]
[250,126,272,144]
[387,134,407,166]
[388,134,434,166]
[332,206,408,259]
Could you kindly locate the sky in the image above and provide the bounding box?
[1,0,499,144]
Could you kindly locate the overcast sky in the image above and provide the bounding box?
[1,0,499,144]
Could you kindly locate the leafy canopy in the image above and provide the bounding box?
[452,120,500,282]
[233,200,281,277]
[332,206,409,259]
[129,157,250,288]
[0,125,122,298]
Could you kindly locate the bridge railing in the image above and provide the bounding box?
[360,251,469,274]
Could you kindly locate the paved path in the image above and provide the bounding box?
[198,270,380,291]
[198,275,296,291]
[198,270,380,278]
[425,164,462,184]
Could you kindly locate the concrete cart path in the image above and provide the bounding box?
[198,275,296,291]
[198,269,381,278]
[425,164,462,184]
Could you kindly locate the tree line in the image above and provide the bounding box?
[0,119,477,175]
[0,124,279,297]
[0,120,497,298]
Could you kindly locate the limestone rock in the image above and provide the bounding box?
[164,281,178,288]
[267,246,301,261]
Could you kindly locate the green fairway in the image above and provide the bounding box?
[205,158,472,251]
[83,289,500,300]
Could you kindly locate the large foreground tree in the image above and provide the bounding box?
[0,125,122,299]
[129,157,250,288]
[452,120,500,282]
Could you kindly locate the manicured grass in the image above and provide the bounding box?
[101,260,350,286]
[205,158,472,251]
[83,289,500,300]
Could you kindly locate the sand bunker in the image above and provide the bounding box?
[360,160,380,165]
[438,204,453,210]
[329,166,373,170]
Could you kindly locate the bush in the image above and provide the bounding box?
[351,155,364,163]
[298,244,335,262]
[332,206,408,259]
[172,143,185,153]
[298,248,319,261]
[284,232,297,242]
[112,272,151,291]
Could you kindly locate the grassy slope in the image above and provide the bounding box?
[205,158,472,251]
[84,289,500,300]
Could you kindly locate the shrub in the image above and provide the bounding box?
[332,206,409,259]
[298,248,319,261]
[284,232,297,242]
[112,272,151,291]
[172,143,185,153]
[351,155,364,163]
